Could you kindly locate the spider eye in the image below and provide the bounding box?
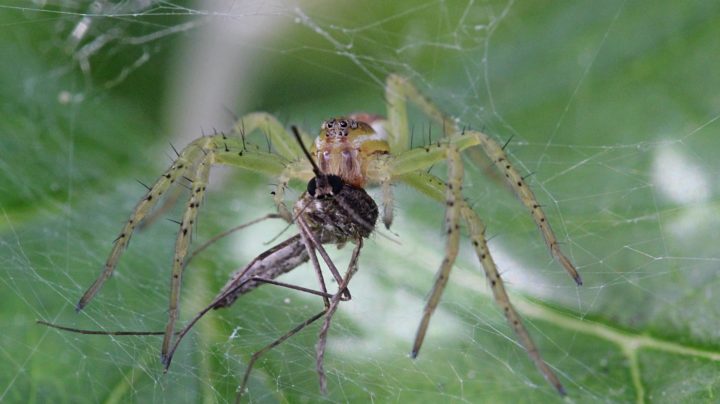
[326,121,334,129]
[339,120,348,128]
[327,175,344,195]
[307,177,317,196]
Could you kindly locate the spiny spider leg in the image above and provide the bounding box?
[162,153,212,364]
[401,170,566,395]
[75,143,207,312]
[391,132,582,287]
[461,198,565,394]
[410,146,463,358]
[385,74,581,285]
[76,118,294,315]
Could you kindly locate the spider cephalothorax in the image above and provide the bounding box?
[313,116,390,187]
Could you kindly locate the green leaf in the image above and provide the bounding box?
[2,1,719,403]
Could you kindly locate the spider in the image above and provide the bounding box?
[73,74,581,396]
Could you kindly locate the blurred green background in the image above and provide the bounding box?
[2,1,720,403]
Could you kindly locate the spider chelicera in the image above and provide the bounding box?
[65,74,581,397]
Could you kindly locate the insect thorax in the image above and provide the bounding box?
[295,181,379,241]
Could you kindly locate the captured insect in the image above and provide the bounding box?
[42,75,581,398]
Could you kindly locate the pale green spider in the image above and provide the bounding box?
[75,74,581,395]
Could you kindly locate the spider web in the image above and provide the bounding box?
[2,0,720,402]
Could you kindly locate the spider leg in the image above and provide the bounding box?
[401,171,566,395]
[272,159,314,222]
[316,238,362,395]
[231,112,313,222]
[273,171,293,222]
[364,153,395,229]
[161,152,211,364]
[160,143,300,362]
[232,112,304,161]
[461,200,566,395]
[231,113,316,222]
[383,74,581,285]
[471,129,582,285]
[76,132,292,370]
[389,131,581,285]
[76,142,206,312]
[137,182,185,231]
[410,146,463,358]
[385,74,457,153]
[77,131,290,314]
[162,138,309,365]
[380,174,394,229]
